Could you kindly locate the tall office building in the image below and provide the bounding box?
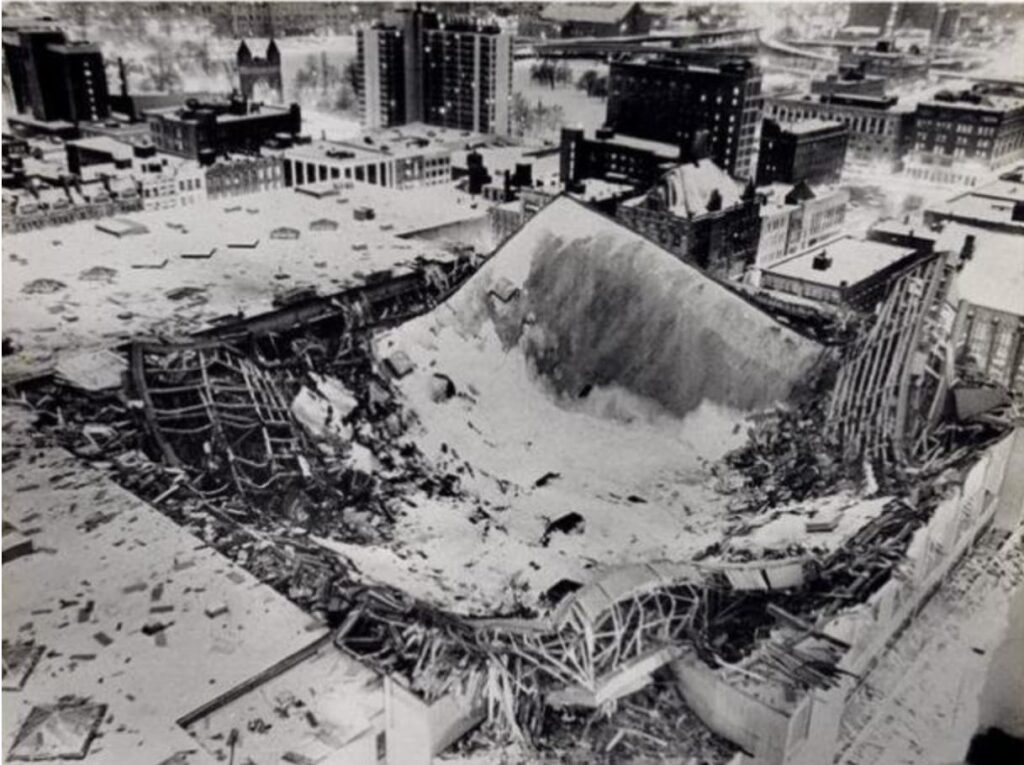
[357,8,512,137]
[2,19,110,124]
[606,56,763,179]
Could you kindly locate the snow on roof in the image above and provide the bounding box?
[783,118,846,136]
[939,223,1024,317]
[766,235,918,288]
[185,641,382,765]
[1,409,326,764]
[2,182,477,378]
[66,135,135,159]
[541,2,638,24]
[931,192,1024,231]
[651,159,744,217]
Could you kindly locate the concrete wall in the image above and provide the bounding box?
[673,652,791,762]
[384,671,486,765]
[672,429,1021,765]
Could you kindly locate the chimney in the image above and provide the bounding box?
[812,249,832,271]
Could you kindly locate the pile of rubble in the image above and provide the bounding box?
[721,360,862,514]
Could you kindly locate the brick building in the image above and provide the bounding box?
[765,92,914,171]
[904,88,1024,186]
[615,159,761,279]
[559,127,681,191]
[756,118,848,186]
[761,235,923,311]
[147,95,301,161]
[606,56,763,179]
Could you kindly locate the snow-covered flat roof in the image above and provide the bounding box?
[1,407,328,765]
[765,235,918,289]
[939,223,1024,317]
[2,181,483,378]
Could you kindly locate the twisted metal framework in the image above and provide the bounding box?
[827,252,954,467]
[129,340,309,500]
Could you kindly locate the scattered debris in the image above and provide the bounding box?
[540,512,585,546]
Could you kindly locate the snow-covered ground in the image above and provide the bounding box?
[512,59,608,140]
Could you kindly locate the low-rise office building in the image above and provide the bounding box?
[924,168,1024,235]
[205,154,285,199]
[756,118,849,186]
[132,155,206,211]
[147,95,301,161]
[280,127,453,191]
[939,224,1024,394]
[754,181,849,282]
[905,88,1024,187]
[765,92,914,171]
[866,217,940,254]
[760,234,923,311]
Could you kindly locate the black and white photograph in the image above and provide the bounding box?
[1,1,1023,763]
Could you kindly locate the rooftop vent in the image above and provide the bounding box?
[812,250,832,271]
[960,234,976,262]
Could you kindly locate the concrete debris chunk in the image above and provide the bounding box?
[205,602,229,619]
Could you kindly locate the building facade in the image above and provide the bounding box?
[357,9,513,137]
[205,155,285,199]
[212,2,352,37]
[755,182,849,280]
[281,139,451,191]
[761,235,922,310]
[765,92,914,171]
[615,161,761,279]
[237,39,283,101]
[606,57,763,179]
[134,156,206,211]
[559,127,681,190]
[357,23,407,131]
[756,118,849,186]
[2,20,110,124]
[147,96,301,160]
[905,88,1024,186]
